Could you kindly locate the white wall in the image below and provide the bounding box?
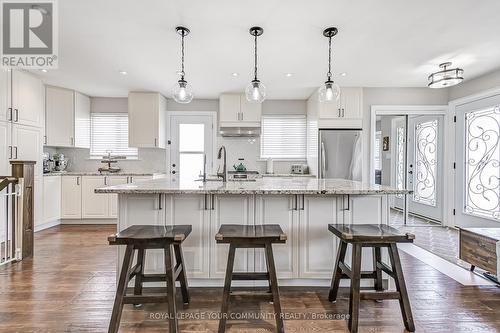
[449,68,500,101]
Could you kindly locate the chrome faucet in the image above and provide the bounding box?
[217,145,227,182]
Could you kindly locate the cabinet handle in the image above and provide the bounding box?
[14,146,17,159]
[211,194,215,211]
[76,177,80,185]
[70,137,74,146]
[129,176,133,183]
[158,194,163,210]
[342,108,345,117]
[338,108,341,118]
[8,145,12,159]
[154,138,157,147]
[299,194,304,210]
[14,109,18,122]
[104,176,107,185]
[7,108,12,121]
[44,135,47,145]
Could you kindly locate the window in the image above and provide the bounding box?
[90,113,138,158]
[260,115,306,159]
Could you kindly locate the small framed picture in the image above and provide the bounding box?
[383,136,390,151]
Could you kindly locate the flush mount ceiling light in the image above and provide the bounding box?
[318,27,340,103]
[118,70,127,75]
[171,26,194,104]
[245,26,266,103]
[428,62,464,88]
[231,72,239,77]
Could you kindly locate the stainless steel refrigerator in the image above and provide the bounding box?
[318,129,363,180]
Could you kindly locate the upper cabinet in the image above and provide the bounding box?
[308,87,363,129]
[11,71,44,128]
[128,92,166,148]
[219,93,262,127]
[45,86,90,148]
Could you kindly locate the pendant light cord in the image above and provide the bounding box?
[327,36,332,81]
[181,31,185,80]
[254,33,258,81]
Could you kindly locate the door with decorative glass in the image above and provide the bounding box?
[407,115,444,221]
[392,117,407,211]
[455,95,500,227]
[169,114,214,184]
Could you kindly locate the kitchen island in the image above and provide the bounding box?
[96,177,408,286]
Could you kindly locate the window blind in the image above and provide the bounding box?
[90,113,138,158]
[260,115,306,159]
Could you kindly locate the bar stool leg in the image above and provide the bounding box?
[328,240,348,302]
[108,245,134,333]
[373,247,383,292]
[134,248,146,296]
[388,243,415,332]
[218,243,236,333]
[265,242,285,333]
[164,244,178,333]
[348,244,362,333]
[174,244,190,305]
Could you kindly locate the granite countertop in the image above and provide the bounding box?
[261,173,316,178]
[95,177,411,195]
[43,171,161,177]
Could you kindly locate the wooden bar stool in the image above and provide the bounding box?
[107,225,192,333]
[327,224,415,333]
[215,224,287,333]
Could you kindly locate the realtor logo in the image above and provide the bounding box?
[1,0,58,68]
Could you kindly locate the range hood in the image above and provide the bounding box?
[219,127,261,137]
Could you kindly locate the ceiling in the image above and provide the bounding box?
[38,0,500,99]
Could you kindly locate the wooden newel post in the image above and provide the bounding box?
[10,161,36,259]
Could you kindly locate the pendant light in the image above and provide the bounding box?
[245,26,266,103]
[171,26,194,104]
[318,27,340,103]
[428,62,464,88]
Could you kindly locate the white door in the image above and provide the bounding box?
[169,114,214,183]
[81,176,109,218]
[45,86,74,147]
[407,115,444,221]
[455,95,500,227]
[11,71,43,128]
[11,124,43,176]
[61,176,82,219]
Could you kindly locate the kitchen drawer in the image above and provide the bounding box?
[459,230,497,274]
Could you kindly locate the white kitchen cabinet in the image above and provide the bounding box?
[254,195,297,278]
[45,86,90,148]
[0,121,11,176]
[11,124,43,177]
[81,176,110,219]
[42,176,61,225]
[73,92,91,148]
[0,70,10,122]
[108,176,129,218]
[298,195,339,278]
[219,93,262,127]
[128,92,167,148]
[61,176,82,219]
[165,194,210,278]
[309,87,363,129]
[11,71,44,128]
[210,195,254,278]
[45,86,74,147]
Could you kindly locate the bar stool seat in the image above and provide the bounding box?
[107,225,192,333]
[216,224,286,333]
[328,224,415,333]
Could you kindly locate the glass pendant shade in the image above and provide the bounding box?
[245,79,266,103]
[171,79,194,104]
[318,81,340,102]
[428,62,464,88]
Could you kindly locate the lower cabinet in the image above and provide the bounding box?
[82,176,109,218]
[61,176,82,219]
[41,176,61,226]
[108,176,128,218]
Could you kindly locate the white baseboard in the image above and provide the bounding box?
[34,219,61,232]
[61,218,117,225]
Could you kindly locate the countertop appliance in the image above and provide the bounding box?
[43,152,53,173]
[52,153,68,172]
[319,129,362,181]
[291,164,309,174]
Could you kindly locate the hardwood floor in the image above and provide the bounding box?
[0,225,499,332]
